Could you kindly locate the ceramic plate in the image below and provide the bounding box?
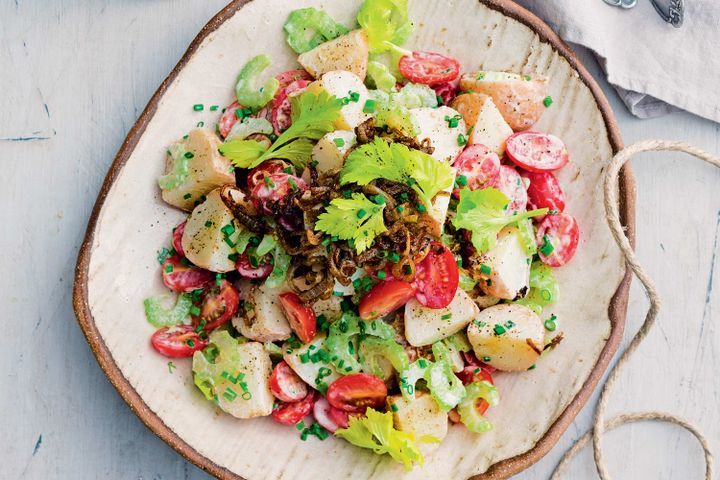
[73,0,635,478]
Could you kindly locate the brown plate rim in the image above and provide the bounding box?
[72,1,635,478]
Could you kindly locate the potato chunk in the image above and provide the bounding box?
[181,187,251,273]
[410,106,467,164]
[298,29,369,80]
[312,130,356,173]
[387,393,447,454]
[303,71,371,130]
[160,129,235,211]
[222,342,274,418]
[283,333,342,388]
[466,304,544,371]
[233,282,292,342]
[476,227,532,300]
[404,289,479,347]
[450,93,513,155]
[459,71,549,132]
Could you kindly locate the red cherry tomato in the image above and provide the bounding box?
[358,280,416,320]
[150,325,208,358]
[193,280,240,331]
[275,69,313,90]
[272,79,311,134]
[412,242,459,309]
[313,397,349,433]
[432,81,459,106]
[457,364,494,386]
[235,252,273,279]
[521,170,566,214]
[506,132,570,173]
[326,374,388,414]
[172,221,186,257]
[247,160,291,190]
[250,173,307,215]
[161,256,214,293]
[278,292,316,343]
[495,165,528,215]
[217,101,243,139]
[271,391,316,426]
[399,51,461,86]
[453,144,501,197]
[537,213,579,267]
[269,361,309,402]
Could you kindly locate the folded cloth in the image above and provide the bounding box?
[513,0,720,122]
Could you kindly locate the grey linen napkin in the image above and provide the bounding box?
[513,0,720,122]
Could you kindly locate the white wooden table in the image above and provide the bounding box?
[2,1,718,479]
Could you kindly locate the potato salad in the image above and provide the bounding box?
[145,0,579,469]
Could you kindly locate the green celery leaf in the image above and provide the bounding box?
[452,187,548,254]
[335,408,437,470]
[218,140,268,169]
[315,193,387,253]
[357,0,413,53]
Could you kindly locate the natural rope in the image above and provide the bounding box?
[551,140,720,480]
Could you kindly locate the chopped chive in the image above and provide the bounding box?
[372,194,385,205]
[416,203,427,213]
[456,175,468,187]
[376,270,387,280]
[543,96,553,107]
[540,235,555,256]
[483,356,491,362]
[388,252,400,262]
[357,208,367,219]
[184,151,195,159]
[390,403,398,412]
[493,324,506,336]
[167,361,175,374]
[349,91,360,102]
[332,137,345,148]
[544,314,558,332]
[183,193,192,200]
[363,99,377,113]
[457,134,467,146]
[165,264,173,273]
[480,264,491,275]
[204,220,213,228]
[476,72,486,80]
[193,104,204,111]
[441,313,452,320]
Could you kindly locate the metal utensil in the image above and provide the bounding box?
[603,0,638,8]
[651,0,684,27]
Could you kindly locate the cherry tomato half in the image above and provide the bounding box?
[457,364,494,386]
[453,144,501,197]
[250,173,307,215]
[217,101,243,139]
[162,256,214,293]
[236,251,273,279]
[193,279,240,331]
[399,51,461,86]
[278,292,316,343]
[172,221,186,257]
[506,132,570,173]
[313,397,349,433]
[412,242,459,309]
[271,391,316,426]
[275,69,313,90]
[537,212,579,267]
[495,165,528,215]
[247,160,292,191]
[432,81,459,106]
[270,360,309,402]
[326,374,388,414]
[358,280,416,320]
[272,79,311,135]
[521,170,566,214]
[150,325,208,358]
